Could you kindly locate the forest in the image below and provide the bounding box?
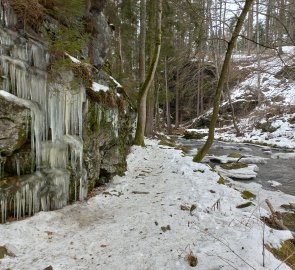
[0,0,295,269]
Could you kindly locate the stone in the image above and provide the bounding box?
[88,12,111,68]
[0,96,29,156]
[183,130,207,140]
[0,244,16,259]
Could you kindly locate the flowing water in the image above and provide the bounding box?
[177,138,295,196]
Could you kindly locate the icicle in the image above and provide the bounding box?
[15,155,20,176]
[0,156,6,179]
[1,196,7,223]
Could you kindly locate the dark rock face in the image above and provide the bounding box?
[5,143,33,175]
[83,95,134,188]
[88,12,111,68]
[0,96,29,156]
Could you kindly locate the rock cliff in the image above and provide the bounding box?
[0,0,134,222]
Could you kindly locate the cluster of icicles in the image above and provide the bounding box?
[0,3,112,223]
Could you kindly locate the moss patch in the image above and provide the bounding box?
[255,122,278,133]
[241,190,256,200]
[236,202,254,208]
[217,176,225,185]
[281,212,295,231]
[220,162,248,170]
[228,152,242,158]
[268,239,295,269]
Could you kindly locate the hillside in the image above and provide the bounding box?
[189,47,295,149]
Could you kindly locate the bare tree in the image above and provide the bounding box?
[194,0,254,162]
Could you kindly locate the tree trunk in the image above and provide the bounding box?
[134,0,162,146]
[175,69,180,128]
[226,66,241,136]
[193,0,254,162]
[247,4,253,55]
[165,57,171,134]
[139,0,146,83]
[155,82,161,132]
[145,83,154,135]
[256,0,261,103]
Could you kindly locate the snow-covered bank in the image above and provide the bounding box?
[0,140,293,269]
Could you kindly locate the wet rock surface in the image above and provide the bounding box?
[0,96,29,156]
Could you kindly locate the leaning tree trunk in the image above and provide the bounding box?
[193,0,254,162]
[134,0,162,146]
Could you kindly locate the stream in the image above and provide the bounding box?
[177,138,295,196]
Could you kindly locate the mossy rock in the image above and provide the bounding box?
[220,162,248,170]
[183,131,207,140]
[241,190,256,200]
[255,122,278,133]
[269,239,295,269]
[288,117,295,125]
[281,212,295,231]
[0,246,8,259]
[228,152,242,158]
[236,202,254,208]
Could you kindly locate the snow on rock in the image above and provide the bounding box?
[92,81,109,92]
[65,53,81,64]
[110,76,122,88]
[216,164,259,180]
[268,180,282,187]
[205,154,268,164]
[0,139,293,269]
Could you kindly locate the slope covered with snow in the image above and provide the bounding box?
[0,140,293,269]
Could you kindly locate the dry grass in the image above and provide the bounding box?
[10,0,44,31]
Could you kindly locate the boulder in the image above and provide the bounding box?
[0,95,29,156]
[183,130,207,140]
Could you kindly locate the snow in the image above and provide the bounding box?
[65,53,81,64]
[92,82,109,93]
[268,180,282,187]
[204,154,269,164]
[109,76,122,88]
[281,46,295,54]
[216,164,258,180]
[0,139,293,270]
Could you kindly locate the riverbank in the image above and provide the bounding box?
[0,139,294,269]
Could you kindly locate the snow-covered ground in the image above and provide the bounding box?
[0,140,294,270]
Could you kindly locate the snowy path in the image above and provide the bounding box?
[0,140,293,270]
